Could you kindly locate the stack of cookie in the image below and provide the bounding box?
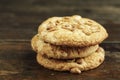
[31,15,108,74]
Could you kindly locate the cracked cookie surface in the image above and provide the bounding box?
[38,15,108,47]
[32,34,99,59]
[37,47,105,74]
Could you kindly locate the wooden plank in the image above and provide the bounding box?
[0,0,120,6]
[0,0,120,41]
[0,0,120,80]
[0,1,120,41]
[0,0,120,24]
[0,42,120,80]
[0,23,120,41]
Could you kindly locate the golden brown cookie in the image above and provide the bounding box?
[38,15,108,47]
[37,47,105,74]
[31,34,38,52]
[32,34,99,59]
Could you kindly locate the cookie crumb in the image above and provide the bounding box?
[70,68,81,74]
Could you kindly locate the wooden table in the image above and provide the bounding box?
[0,0,120,80]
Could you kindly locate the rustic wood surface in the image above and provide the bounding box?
[0,0,120,80]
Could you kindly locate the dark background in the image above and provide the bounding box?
[0,0,120,80]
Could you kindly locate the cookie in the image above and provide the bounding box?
[37,47,105,74]
[38,15,108,47]
[32,34,99,59]
[31,34,38,52]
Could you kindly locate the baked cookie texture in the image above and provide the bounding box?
[37,47,105,74]
[32,34,99,59]
[31,34,39,52]
[38,15,108,47]
[31,15,108,74]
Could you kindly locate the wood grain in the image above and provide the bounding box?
[0,0,120,80]
[0,42,120,80]
[0,0,120,41]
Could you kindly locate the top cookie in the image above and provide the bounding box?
[38,15,108,47]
